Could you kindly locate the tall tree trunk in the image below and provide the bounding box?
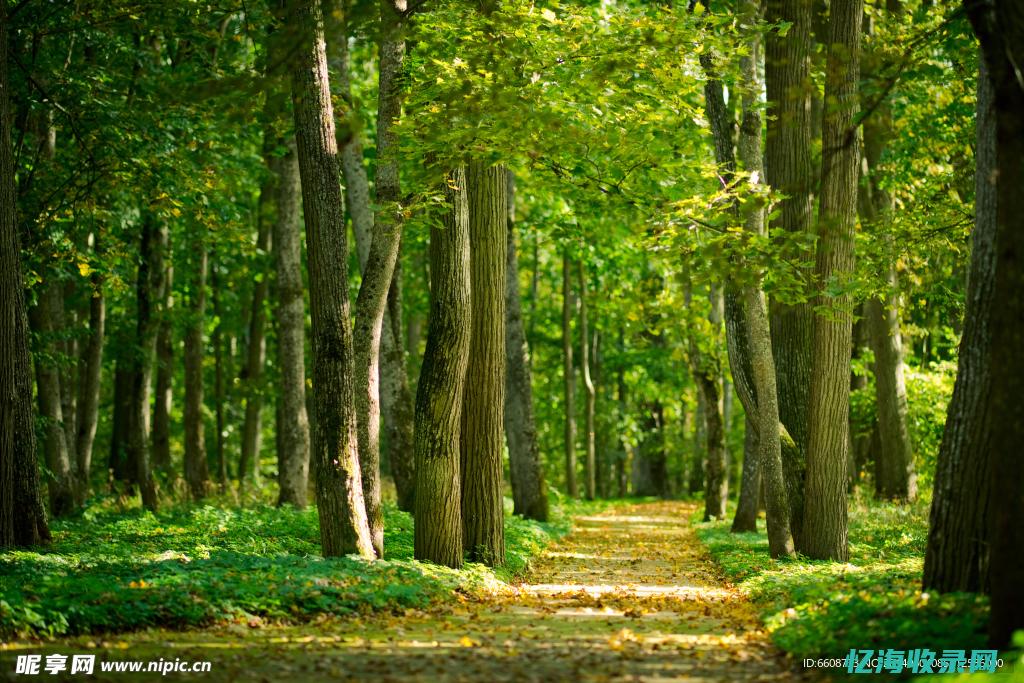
[701,287,728,521]
[287,0,374,558]
[858,8,916,502]
[374,0,416,513]
[922,51,995,596]
[183,244,210,501]
[128,215,162,512]
[961,2,1024,646]
[801,0,863,561]
[460,161,507,567]
[615,331,630,499]
[688,387,705,495]
[562,253,577,497]
[75,234,105,503]
[264,31,311,509]
[0,5,50,544]
[765,0,815,545]
[732,414,759,532]
[212,260,228,490]
[848,307,871,489]
[504,171,548,521]
[29,284,77,516]
[331,0,416,526]
[733,2,794,555]
[272,142,311,507]
[60,285,78,467]
[151,252,173,476]
[414,165,471,568]
[579,262,596,501]
[347,0,411,556]
[109,363,132,486]
[239,204,272,490]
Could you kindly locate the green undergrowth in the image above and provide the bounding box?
[694,493,991,676]
[1,491,588,638]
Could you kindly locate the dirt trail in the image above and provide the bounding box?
[11,501,801,682]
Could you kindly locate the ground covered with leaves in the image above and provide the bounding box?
[0,497,570,637]
[3,501,799,682]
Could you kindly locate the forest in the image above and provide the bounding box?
[0,0,1022,679]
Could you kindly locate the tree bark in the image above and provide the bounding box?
[801,0,863,561]
[562,253,577,497]
[688,387,705,495]
[183,243,209,501]
[128,214,162,511]
[765,0,816,545]
[287,0,374,558]
[263,29,311,509]
[922,51,995,596]
[109,363,132,486]
[0,5,50,544]
[732,414,759,532]
[734,4,794,555]
[960,2,1024,646]
[151,249,173,476]
[460,161,507,567]
[75,235,105,502]
[272,141,311,508]
[579,262,596,501]
[347,0,415,555]
[858,13,917,501]
[848,307,871,489]
[414,165,471,568]
[504,171,548,521]
[970,3,1024,647]
[29,284,77,516]
[211,259,228,490]
[239,199,272,490]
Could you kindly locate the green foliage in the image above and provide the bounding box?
[849,359,955,487]
[695,496,988,671]
[0,498,576,638]
[905,361,957,488]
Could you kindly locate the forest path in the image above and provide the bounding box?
[30,501,800,682]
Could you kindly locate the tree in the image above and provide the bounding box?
[414,165,472,568]
[922,51,994,596]
[151,240,173,477]
[263,25,311,510]
[765,0,815,544]
[127,213,162,511]
[346,0,414,556]
[365,0,417,515]
[238,185,272,490]
[75,233,105,501]
[800,0,863,562]
[183,242,210,501]
[562,253,577,497]
[0,2,50,545]
[28,281,77,516]
[460,161,507,566]
[961,0,1024,647]
[860,3,916,503]
[504,172,549,521]
[286,0,374,558]
[730,0,794,555]
[579,261,597,501]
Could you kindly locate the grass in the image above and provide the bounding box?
[693,492,994,676]
[0,491,585,639]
